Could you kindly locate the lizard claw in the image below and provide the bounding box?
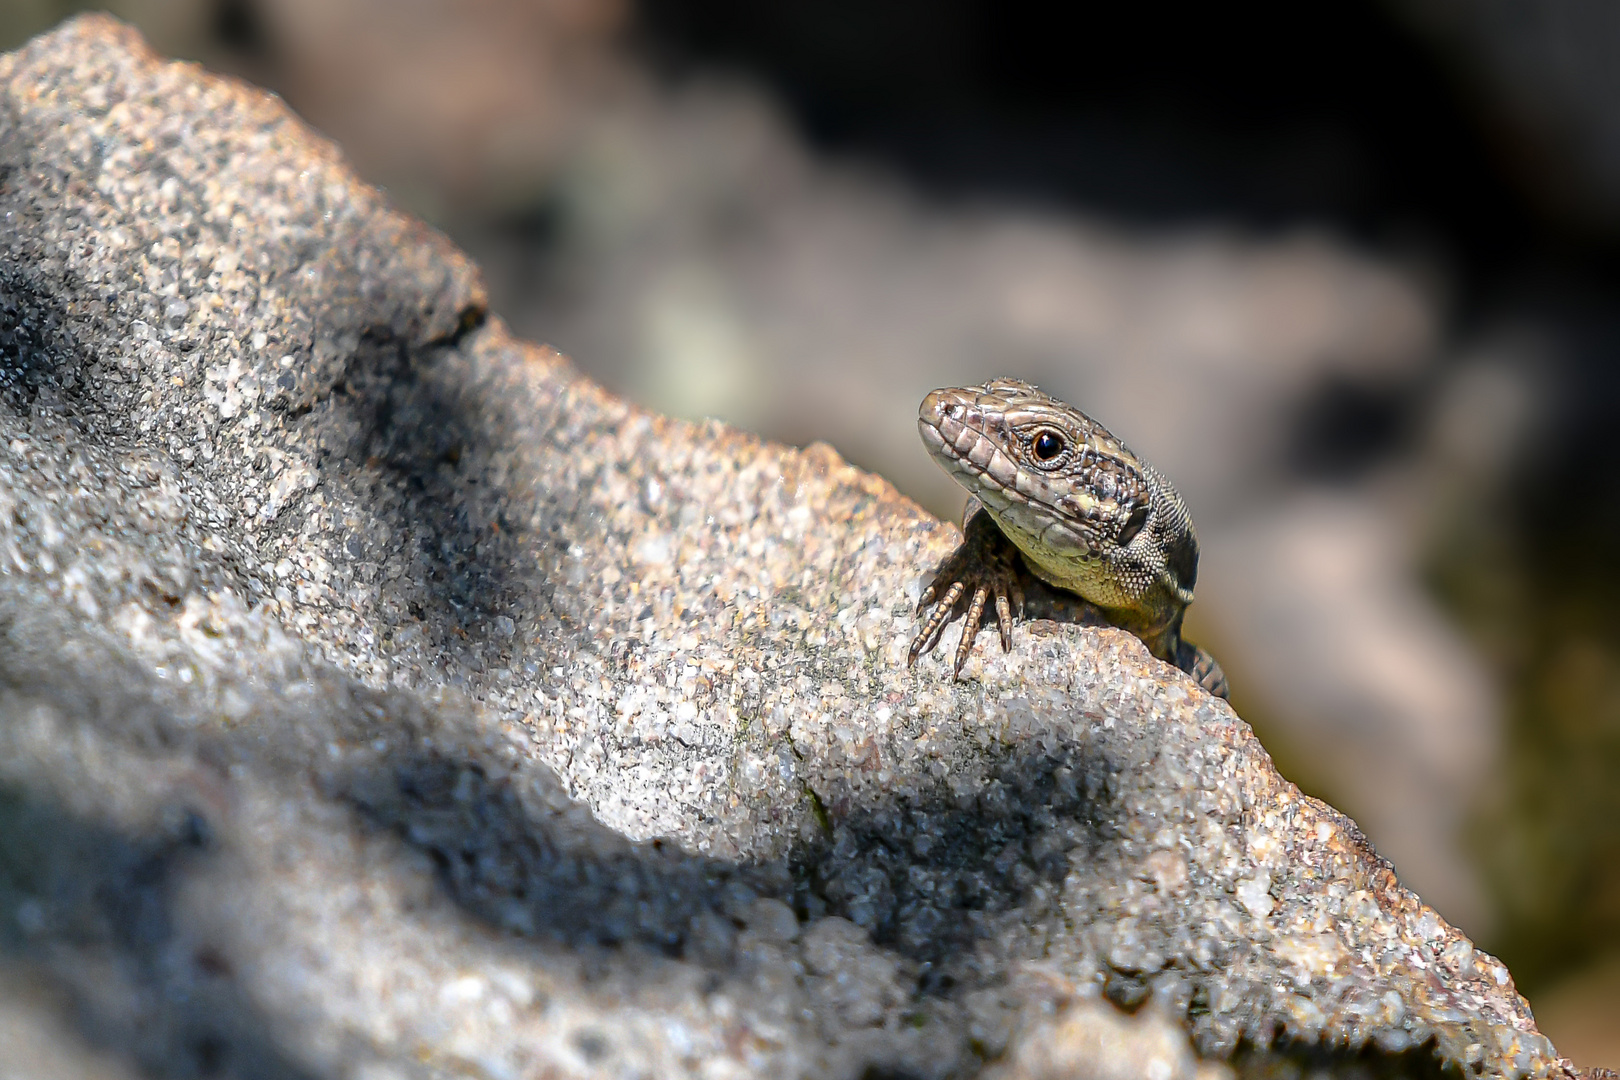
[908,509,1023,677]
[908,580,963,666]
[954,583,991,675]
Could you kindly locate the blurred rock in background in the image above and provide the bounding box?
[5,0,1619,1068]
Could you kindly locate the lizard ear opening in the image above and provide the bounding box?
[1117,504,1149,547]
[1166,528,1199,592]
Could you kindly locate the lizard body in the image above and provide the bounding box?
[908,378,1228,698]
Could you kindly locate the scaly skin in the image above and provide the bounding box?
[908,378,1229,698]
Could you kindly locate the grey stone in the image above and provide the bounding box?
[0,14,1583,1080]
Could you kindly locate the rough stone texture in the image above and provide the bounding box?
[0,15,1587,1080]
[984,1001,1207,1080]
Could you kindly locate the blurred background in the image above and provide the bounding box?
[4,0,1619,1064]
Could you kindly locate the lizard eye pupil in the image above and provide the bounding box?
[1117,505,1149,546]
[1032,431,1065,461]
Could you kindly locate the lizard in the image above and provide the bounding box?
[907,378,1229,699]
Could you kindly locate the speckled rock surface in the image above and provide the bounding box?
[985,1000,1212,1080]
[0,15,1584,1080]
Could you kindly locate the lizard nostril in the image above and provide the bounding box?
[920,390,953,423]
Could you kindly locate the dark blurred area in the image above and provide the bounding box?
[643,1,1523,249]
[5,0,1620,1066]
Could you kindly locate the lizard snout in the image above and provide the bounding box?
[918,387,978,430]
[918,388,980,465]
[919,388,955,423]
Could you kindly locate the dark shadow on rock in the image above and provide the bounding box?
[0,266,150,448]
[1233,1037,1461,1080]
[340,747,794,952]
[0,271,69,416]
[802,742,1100,973]
[0,783,321,1080]
[279,326,555,667]
[0,253,535,675]
[326,719,1098,985]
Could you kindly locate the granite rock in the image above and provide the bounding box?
[0,15,1586,1080]
[984,1000,1214,1080]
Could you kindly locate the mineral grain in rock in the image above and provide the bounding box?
[0,14,1585,1080]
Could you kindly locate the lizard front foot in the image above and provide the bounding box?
[909,507,1025,677]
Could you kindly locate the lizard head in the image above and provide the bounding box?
[919,378,1198,628]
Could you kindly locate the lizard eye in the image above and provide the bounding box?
[1031,430,1066,462]
[1117,505,1149,546]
